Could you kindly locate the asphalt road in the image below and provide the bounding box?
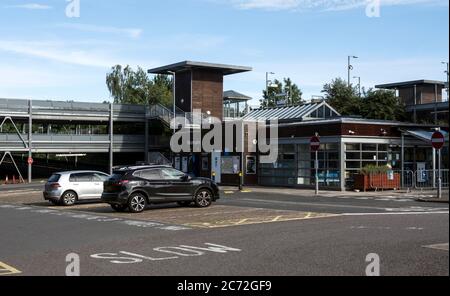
[0,190,448,276]
[220,191,449,214]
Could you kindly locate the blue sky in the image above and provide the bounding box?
[0,0,448,106]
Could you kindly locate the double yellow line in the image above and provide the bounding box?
[0,261,21,276]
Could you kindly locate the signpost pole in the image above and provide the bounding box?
[432,130,444,199]
[311,134,320,196]
[315,150,319,196]
[438,148,442,199]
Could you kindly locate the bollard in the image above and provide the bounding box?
[5,175,9,185]
[13,175,16,184]
[239,171,243,191]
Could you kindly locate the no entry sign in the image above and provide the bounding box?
[310,136,321,152]
[432,131,445,150]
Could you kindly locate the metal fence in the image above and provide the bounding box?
[366,170,449,191]
[414,169,449,190]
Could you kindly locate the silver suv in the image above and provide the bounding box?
[44,171,110,206]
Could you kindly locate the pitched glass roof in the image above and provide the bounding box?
[243,101,340,122]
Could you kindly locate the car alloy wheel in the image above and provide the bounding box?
[195,189,212,208]
[128,194,147,213]
[62,192,76,206]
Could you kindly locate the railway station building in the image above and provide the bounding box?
[1,61,448,191]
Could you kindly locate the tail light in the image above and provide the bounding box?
[114,180,129,186]
[50,183,61,189]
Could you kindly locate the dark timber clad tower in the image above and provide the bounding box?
[148,61,252,120]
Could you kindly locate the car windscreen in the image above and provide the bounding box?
[48,174,61,183]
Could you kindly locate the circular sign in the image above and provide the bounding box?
[432,131,445,150]
[28,157,34,165]
[310,136,321,152]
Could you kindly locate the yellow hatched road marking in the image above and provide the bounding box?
[0,261,22,276]
[184,212,338,228]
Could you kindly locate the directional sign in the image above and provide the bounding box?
[27,157,34,165]
[432,131,445,150]
[310,136,321,152]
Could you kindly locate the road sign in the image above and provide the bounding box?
[27,157,34,165]
[432,131,445,150]
[310,136,321,152]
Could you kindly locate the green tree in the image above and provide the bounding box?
[261,78,304,108]
[361,89,406,121]
[322,78,361,116]
[106,65,173,106]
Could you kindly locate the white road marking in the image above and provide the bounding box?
[406,227,424,231]
[0,204,190,231]
[91,243,242,264]
[242,198,391,211]
[242,198,448,212]
[342,211,449,216]
[423,243,449,251]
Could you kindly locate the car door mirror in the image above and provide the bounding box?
[181,174,190,181]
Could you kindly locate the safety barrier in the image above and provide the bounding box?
[366,170,448,191]
[415,169,449,190]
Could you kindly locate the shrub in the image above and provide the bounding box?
[360,165,391,176]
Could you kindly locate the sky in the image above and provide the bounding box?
[0,0,448,107]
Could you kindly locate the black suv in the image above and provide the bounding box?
[101,165,220,213]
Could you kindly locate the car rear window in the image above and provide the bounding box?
[48,174,61,183]
[109,172,126,180]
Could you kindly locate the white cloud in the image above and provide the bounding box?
[229,0,448,11]
[5,3,52,10]
[57,23,143,39]
[0,40,116,68]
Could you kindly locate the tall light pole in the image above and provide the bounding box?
[167,71,176,134]
[266,72,275,97]
[266,72,276,105]
[348,56,358,87]
[353,76,361,97]
[442,61,449,100]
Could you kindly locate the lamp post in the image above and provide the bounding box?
[442,61,449,100]
[266,71,278,105]
[348,56,358,87]
[167,71,176,134]
[353,76,361,97]
[266,72,275,97]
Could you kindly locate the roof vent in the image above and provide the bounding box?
[311,96,325,104]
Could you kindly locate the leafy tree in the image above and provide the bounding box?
[261,78,304,108]
[322,78,407,121]
[283,78,303,106]
[361,89,406,121]
[322,78,361,116]
[106,65,173,106]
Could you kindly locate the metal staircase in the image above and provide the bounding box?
[148,104,187,126]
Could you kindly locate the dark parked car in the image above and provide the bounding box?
[101,165,220,213]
